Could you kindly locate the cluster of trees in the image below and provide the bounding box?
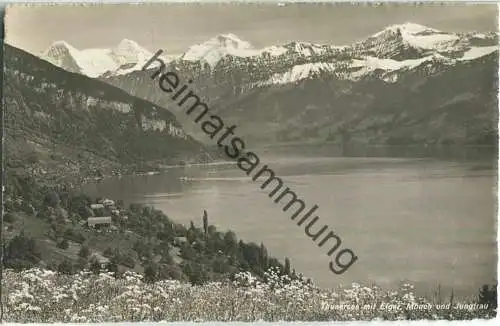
[3,231,42,270]
[3,172,295,285]
[120,203,294,285]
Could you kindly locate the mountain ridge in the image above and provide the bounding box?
[4,44,210,183]
[32,23,499,147]
[42,39,177,78]
[38,22,498,78]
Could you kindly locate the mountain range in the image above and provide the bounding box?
[37,23,500,146]
[4,44,210,182]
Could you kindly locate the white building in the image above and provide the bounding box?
[87,216,112,228]
[102,199,115,207]
[90,203,105,210]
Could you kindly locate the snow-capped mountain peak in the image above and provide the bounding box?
[182,33,257,68]
[367,22,461,54]
[112,38,153,66]
[114,39,151,57]
[373,22,441,37]
[213,33,253,49]
[44,40,79,57]
[42,41,84,76]
[355,22,466,60]
[116,38,144,50]
[41,39,160,78]
[181,34,342,67]
[40,22,498,80]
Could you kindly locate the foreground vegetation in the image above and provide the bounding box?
[3,140,497,322]
[2,267,496,322]
[2,166,497,322]
[3,172,295,286]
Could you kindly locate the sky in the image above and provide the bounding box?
[5,2,498,56]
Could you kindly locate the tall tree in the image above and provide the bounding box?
[186,221,197,244]
[284,257,291,276]
[202,210,208,238]
[259,242,268,270]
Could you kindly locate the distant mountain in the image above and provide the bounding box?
[4,44,209,181]
[352,23,497,60]
[42,39,179,78]
[37,23,499,146]
[42,23,497,78]
[180,33,289,68]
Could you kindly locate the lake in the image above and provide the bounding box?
[81,149,497,297]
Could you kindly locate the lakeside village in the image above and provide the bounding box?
[83,198,121,231]
[71,197,192,266]
[4,194,193,271]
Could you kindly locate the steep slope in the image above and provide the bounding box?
[4,44,209,182]
[3,44,293,289]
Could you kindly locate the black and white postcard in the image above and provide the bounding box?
[1,2,498,322]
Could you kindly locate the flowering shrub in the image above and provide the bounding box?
[1,267,495,322]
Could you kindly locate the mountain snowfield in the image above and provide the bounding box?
[42,39,178,78]
[181,33,288,67]
[24,22,498,146]
[41,22,498,85]
[259,23,498,85]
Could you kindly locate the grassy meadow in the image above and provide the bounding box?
[2,267,496,322]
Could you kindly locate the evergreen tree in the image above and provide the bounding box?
[90,260,101,275]
[144,265,157,283]
[207,225,216,236]
[76,256,88,270]
[4,213,16,223]
[182,261,209,285]
[186,221,197,244]
[57,239,69,250]
[223,231,238,255]
[57,259,73,275]
[108,261,119,276]
[5,231,42,269]
[259,242,268,270]
[44,190,60,208]
[478,284,497,310]
[202,210,208,237]
[78,246,90,258]
[284,257,291,276]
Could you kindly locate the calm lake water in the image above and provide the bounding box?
[81,150,497,297]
